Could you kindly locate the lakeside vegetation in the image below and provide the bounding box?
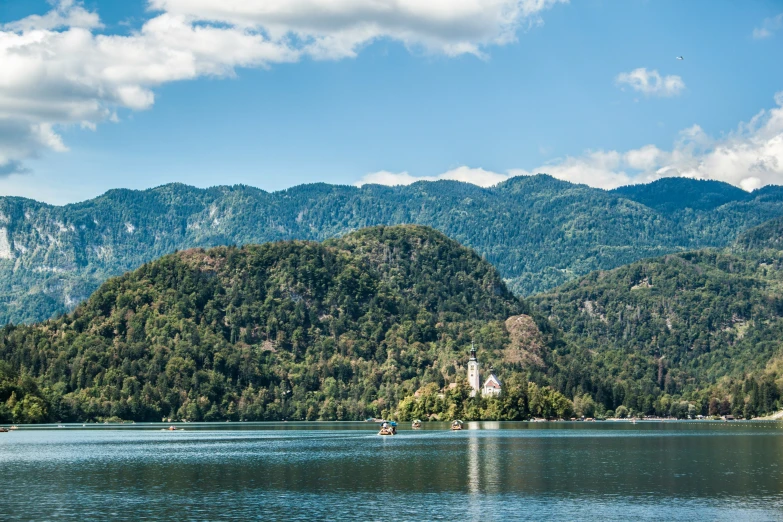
[3,221,783,424]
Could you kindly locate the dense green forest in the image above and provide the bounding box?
[4,221,783,424]
[532,238,783,419]
[0,226,572,423]
[3,175,783,324]
[734,215,783,251]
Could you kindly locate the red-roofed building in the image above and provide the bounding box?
[482,368,502,397]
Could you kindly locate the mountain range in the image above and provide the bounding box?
[4,175,783,325]
[4,218,783,423]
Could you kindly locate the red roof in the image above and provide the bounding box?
[483,374,501,388]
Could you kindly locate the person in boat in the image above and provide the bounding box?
[378,421,398,435]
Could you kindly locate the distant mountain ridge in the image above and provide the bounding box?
[2,174,783,324]
[611,178,752,211]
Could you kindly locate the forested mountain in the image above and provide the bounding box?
[611,177,753,212]
[532,231,783,419]
[0,226,575,423]
[3,175,783,324]
[4,223,783,424]
[735,216,783,251]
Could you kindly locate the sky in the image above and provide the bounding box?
[0,0,782,205]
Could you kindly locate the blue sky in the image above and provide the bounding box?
[1,0,782,204]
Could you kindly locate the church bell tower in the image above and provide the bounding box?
[468,343,480,397]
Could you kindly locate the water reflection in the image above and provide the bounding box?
[467,433,481,518]
[2,422,783,520]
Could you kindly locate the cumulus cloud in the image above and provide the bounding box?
[358,92,783,192]
[0,2,301,175]
[149,0,568,58]
[358,166,511,187]
[3,0,103,32]
[753,13,783,39]
[616,68,685,97]
[0,0,566,176]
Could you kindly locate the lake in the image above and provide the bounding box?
[2,421,783,521]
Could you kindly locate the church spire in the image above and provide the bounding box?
[467,341,480,396]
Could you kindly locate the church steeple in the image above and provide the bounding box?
[467,342,480,396]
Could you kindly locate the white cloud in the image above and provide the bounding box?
[0,0,566,176]
[149,0,568,58]
[516,150,635,188]
[357,166,509,187]
[358,92,783,192]
[616,68,685,97]
[358,170,424,186]
[0,3,301,175]
[3,0,103,32]
[624,144,663,170]
[753,13,783,39]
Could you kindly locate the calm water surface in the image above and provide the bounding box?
[2,421,783,520]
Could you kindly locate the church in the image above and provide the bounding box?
[467,344,502,397]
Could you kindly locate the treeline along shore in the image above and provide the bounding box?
[2,222,783,424]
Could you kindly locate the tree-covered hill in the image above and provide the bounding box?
[3,175,783,324]
[0,225,572,423]
[611,178,752,212]
[6,222,783,424]
[735,216,783,251]
[531,234,783,418]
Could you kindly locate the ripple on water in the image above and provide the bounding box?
[2,423,783,520]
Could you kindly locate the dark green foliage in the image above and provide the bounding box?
[395,376,573,421]
[612,178,753,212]
[0,225,536,423]
[532,246,783,418]
[3,175,783,324]
[735,216,783,251]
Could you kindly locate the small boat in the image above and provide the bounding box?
[412,419,422,429]
[0,427,8,433]
[9,425,18,431]
[451,420,463,431]
[378,421,397,436]
[161,426,179,431]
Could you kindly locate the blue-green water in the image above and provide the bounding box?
[2,421,783,521]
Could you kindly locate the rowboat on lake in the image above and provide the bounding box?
[412,419,422,429]
[378,421,397,435]
[451,420,463,431]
